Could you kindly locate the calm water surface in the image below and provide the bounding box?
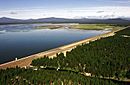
[0,24,109,64]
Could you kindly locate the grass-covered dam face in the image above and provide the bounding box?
[0,26,129,85]
[0,24,109,64]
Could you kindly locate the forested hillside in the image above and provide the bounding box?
[32,27,130,79]
[0,67,121,85]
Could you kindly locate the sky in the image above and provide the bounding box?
[0,0,130,19]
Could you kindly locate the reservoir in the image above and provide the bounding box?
[0,24,109,64]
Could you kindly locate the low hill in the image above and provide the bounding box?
[0,17,130,25]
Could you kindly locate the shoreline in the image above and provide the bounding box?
[0,28,122,69]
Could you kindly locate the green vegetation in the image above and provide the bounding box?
[70,24,125,30]
[36,25,63,29]
[0,67,121,85]
[0,26,130,85]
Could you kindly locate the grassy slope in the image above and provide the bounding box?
[70,24,124,30]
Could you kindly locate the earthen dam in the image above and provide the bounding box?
[0,29,121,69]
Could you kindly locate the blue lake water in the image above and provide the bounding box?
[0,24,109,64]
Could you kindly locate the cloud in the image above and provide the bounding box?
[96,11,104,13]
[0,6,130,19]
[10,12,17,15]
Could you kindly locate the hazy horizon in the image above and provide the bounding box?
[0,0,130,19]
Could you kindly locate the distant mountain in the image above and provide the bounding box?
[0,17,24,23]
[122,18,130,21]
[0,17,130,25]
